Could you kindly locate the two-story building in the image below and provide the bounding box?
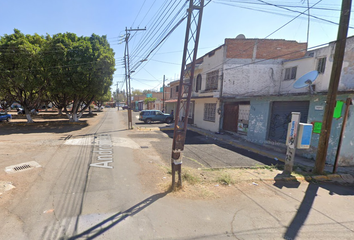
[219,35,353,166]
[186,35,306,134]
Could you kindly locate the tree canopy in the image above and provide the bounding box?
[0,30,115,122]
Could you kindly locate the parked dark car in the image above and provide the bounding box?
[122,105,128,110]
[17,108,38,115]
[17,108,25,114]
[0,112,12,122]
[138,110,173,124]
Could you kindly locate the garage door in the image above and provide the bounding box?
[268,101,309,143]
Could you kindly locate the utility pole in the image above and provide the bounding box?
[124,27,146,129]
[171,0,204,189]
[116,82,119,111]
[314,0,351,174]
[163,75,165,112]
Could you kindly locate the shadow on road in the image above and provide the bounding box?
[161,130,281,167]
[68,192,169,240]
[283,182,354,240]
[0,121,89,135]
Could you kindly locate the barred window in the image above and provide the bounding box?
[284,67,297,80]
[204,103,216,122]
[206,70,218,90]
[317,57,326,74]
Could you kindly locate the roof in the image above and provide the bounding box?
[165,99,178,103]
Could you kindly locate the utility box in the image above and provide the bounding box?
[286,123,313,149]
[297,123,313,149]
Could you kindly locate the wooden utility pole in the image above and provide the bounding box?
[124,27,146,129]
[314,0,352,174]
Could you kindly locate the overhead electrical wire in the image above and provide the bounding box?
[129,1,187,66]
[117,0,348,90]
[191,0,346,78]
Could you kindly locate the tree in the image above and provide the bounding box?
[132,89,143,95]
[0,89,14,113]
[43,33,115,121]
[142,89,152,95]
[0,29,46,122]
[144,97,156,105]
[95,89,111,111]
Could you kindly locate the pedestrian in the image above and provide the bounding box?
[170,110,174,116]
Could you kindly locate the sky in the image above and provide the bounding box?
[0,0,352,94]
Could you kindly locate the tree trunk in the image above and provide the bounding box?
[58,108,62,115]
[72,113,78,122]
[25,113,34,123]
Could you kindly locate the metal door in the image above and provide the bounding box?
[223,103,239,133]
[268,101,310,142]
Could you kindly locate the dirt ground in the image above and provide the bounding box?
[0,110,304,202]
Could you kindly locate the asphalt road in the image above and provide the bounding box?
[0,109,354,240]
[128,129,280,169]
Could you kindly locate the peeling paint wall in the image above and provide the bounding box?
[340,37,354,90]
[247,99,271,144]
[223,60,283,97]
[282,36,354,94]
[244,94,354,166]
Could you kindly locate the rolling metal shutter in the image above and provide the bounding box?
[268,101,310,143]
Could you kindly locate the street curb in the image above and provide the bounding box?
[188,127,285,163]
[234,173,350,183]
[136,127,174,131]
[2,121,87,126]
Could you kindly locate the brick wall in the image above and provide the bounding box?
[225,38,307,60]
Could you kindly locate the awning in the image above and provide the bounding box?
[165,99,178,103]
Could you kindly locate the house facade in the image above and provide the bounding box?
[219,36,354,166]
[172,34,354,166]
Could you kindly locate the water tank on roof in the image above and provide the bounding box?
[236,34,246,39]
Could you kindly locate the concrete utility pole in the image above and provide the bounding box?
[314,0,352,174]
[171,0,204,189]
[124,27,146,129]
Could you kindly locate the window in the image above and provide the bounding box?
[284,67,297,80]
[317,57,326,74]
[203,103,216,122]
[195,74,202,92]
[176,86,179,92]
[206,70,218,90]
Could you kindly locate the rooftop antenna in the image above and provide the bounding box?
[293,70,319,94]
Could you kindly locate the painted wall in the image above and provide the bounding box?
[192,46,224,97]
[282,36,354,94]
[306,94,354,166]
[243,94,354,166]
[223,59,283,97]
[193,98,220,133]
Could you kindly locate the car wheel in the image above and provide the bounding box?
[165,118,172,124]
[145,118,152,124]
[6,117,10,122]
